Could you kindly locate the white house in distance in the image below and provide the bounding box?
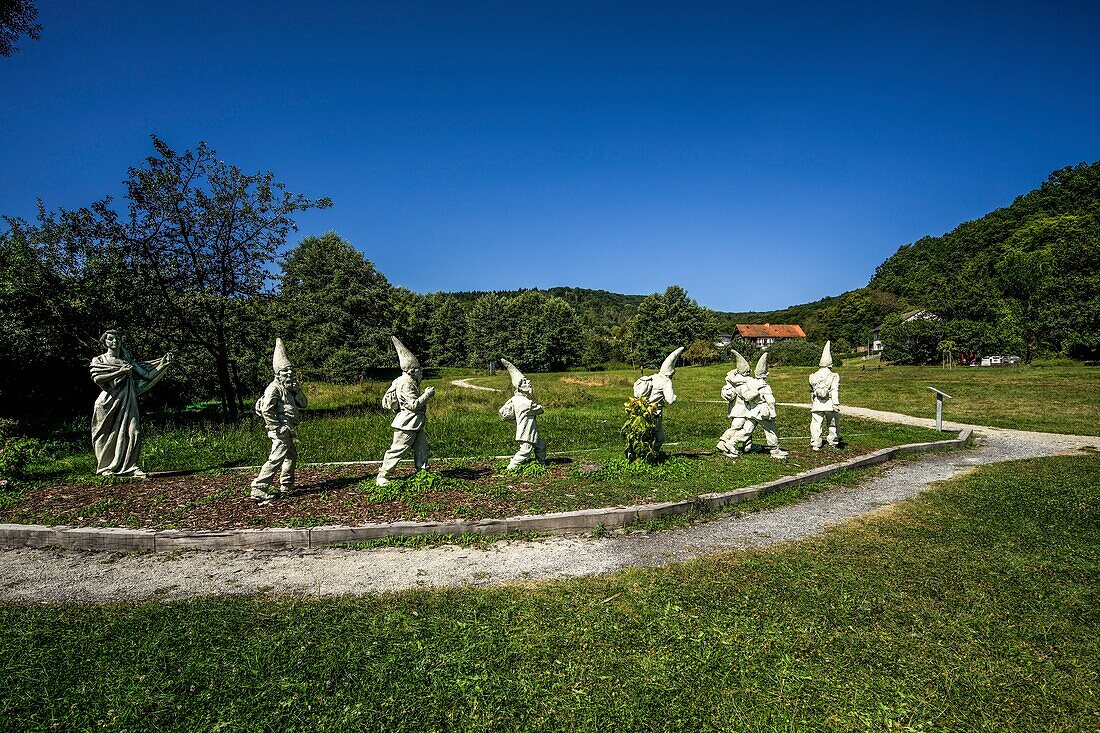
[734,323,806,348]
[870,309,939,354]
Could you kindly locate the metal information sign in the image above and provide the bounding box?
[927,386,954,431]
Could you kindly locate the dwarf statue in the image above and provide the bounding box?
[377,336,435,486]
[251,338,308,502]
[716,350,752,457]
[632,346,684,454]
[808,340,842,450]
[497,358,547,469]
[735,352,788,459]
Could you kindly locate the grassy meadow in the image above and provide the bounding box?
[829,364,1100,435]
[456,361,1100,436]
[3,450,1097,731]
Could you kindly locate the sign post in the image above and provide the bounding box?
[927,386,954,431]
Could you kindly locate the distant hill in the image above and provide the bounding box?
[710,161,1100,358]
[446,287,650,329]
[714,294,844,334]
[871,163,1098,303]
[441,162,1100,359]
[864,161,1100,359]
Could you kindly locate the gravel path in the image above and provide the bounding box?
[2,408,1094,604]
[449,378,501,392]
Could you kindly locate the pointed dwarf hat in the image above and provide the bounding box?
[732,349,751,376]
[819,340,833,368]
[499,357,526,389]
[391,335,420,371]
[272,338,292,373]
[658,346,685,377]
[754,352,769,378]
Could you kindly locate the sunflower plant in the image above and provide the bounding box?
[620,397,661,464]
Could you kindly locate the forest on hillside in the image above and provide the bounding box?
[2,138,1097,419]
[724,162,1100,362]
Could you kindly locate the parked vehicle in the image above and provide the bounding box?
[980,355,1021,367]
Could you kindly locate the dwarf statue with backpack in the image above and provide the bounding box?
[497,358,547,470]
[377,336,435,486]
[632,346,684,454]
[251,338,309,502]
[808,340,842,450]
[716,350,752,457]
[735,352,788,459]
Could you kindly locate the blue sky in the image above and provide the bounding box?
[2,1,1097,311]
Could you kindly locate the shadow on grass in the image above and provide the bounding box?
[440,466,494,481]
[291,475,370,497]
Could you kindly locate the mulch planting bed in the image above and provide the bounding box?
[1,461,571,530]
[1,442,891,530]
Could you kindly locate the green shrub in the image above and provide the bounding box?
[621,397,661,463]
[365,469,450,502]
[498,461,550,478]
[720,342,762,365]
[0,418,19,440]
[585,455,693,480]
[767,339,824,367]
[0,436,44,486]
[680,339,720,366]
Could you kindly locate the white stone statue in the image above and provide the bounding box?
[632,346,684,453]
[808,340,842,450]
[716,350,751,457]
[735,352,788,459]
[251,338,308,502]
[89,329,173,478]
[497,358,547,469]
[376,336,435,486]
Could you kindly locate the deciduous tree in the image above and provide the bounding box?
[72,136,330,419]
[277,232,394,381]
[0,0,40,57]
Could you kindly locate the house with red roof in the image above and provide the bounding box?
[735,323,806,348]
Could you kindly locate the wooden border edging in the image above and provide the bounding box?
[0,429,972,552]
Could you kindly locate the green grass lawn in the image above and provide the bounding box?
[3,451,1097,731]
[469,362,1098,437]
[829,364,1100,435]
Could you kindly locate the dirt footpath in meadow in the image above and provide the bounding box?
[1,406,1095,604]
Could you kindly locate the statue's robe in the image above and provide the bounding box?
[89,353,169,476]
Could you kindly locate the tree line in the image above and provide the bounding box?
[0,138,727,419]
